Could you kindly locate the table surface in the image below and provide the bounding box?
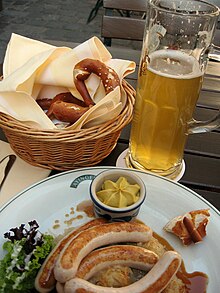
[0,41,220,212]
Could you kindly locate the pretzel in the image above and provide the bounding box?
[37,92,89,123]
[164,209,210,245]
[37,98,53,110]
[74,58,120,106]
[36,60,120,124]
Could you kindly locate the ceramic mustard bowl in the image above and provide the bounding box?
[90,169,146,222]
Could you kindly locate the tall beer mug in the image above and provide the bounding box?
[128,0,220,178]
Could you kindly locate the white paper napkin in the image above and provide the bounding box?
[0,34,136,130]
[0,141,50,207]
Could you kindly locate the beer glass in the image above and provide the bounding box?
[128,0,220,179]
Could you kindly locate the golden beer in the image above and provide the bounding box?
[129,50,203,177]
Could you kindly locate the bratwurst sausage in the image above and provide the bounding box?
[76,245,159,280]
[54,222,153,283]
[64,251,182,293]
[35,218,107,292]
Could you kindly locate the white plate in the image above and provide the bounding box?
[0,167,219,291]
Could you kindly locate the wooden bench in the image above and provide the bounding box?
[101,0,147,46]
[101,0,220,48]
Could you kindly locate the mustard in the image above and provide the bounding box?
[96,177,140,208]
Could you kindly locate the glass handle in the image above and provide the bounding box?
[208,44,220,62]
[188,110,220,134]
[188,43,220,134]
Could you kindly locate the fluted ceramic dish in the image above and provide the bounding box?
[90,169,146,221]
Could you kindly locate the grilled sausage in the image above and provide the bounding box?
[64,251,182,293]
[76,245,159,280]
[35,218,107,292]
[54,222,152,283]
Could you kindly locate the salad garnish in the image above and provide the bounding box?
[0,220,54,292]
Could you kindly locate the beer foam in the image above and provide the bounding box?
[148,49,203,79]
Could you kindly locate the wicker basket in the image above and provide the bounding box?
[0,81,135,171]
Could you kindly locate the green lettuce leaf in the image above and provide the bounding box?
[0,222,54,293]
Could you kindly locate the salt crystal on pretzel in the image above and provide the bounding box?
[164,209,210,245]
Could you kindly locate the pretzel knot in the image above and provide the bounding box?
[74,58,120,106]
[37,59,120,124]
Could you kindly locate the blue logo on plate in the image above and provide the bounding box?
[70,174,96,188]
